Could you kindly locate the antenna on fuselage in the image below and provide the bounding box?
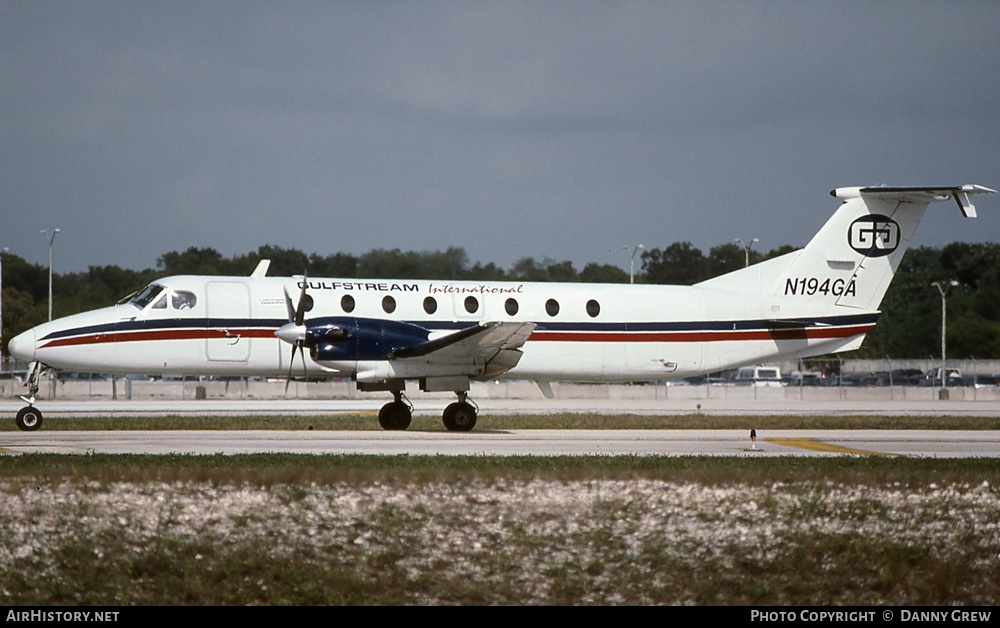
[251,260,270,279]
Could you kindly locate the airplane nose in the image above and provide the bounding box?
[8,328,36,362]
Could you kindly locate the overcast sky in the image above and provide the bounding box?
[3,1,998,276]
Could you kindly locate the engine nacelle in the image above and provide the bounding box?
[310,317,432,362]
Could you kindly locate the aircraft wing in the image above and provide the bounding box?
[391,321,536,377]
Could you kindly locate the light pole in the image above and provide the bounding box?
[734,238,759,267]
[42,229,60,322]
[931,279,959,391]
[0,247,6,365]
[622,244,644,284]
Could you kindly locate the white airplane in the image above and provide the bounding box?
[8,184,993,432]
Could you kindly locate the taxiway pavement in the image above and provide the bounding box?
[1,398,996,457]
[2,429,998,458]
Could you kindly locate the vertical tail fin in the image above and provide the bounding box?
[698,185,993,312]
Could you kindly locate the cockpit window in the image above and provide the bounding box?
[130,284,165,309]
[172,290,197,310]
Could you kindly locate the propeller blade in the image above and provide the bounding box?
[280,273,312,395]
[294,273,309,326]
[284,340,310,395]
[278,274,311,345]
[284,344,297,394]
[282,286,296,323]
[297,340,309,378]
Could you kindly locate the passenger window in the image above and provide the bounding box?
[423,296,438,314]
[464,296,479,314]
[505,298,519,316]
[341,295,355,313]
[172,291,198,310]
[382,295,396,314]
[586,299,600,318]
[545,299,559,317]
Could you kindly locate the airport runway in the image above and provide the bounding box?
[2,429,999,457]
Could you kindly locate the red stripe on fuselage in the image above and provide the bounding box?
[40,328,279,349]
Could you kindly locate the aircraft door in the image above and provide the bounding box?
[206,281,251,362]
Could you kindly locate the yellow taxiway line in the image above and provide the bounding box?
[766,437,899,457]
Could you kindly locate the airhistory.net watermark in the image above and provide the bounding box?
[5,610,119,622]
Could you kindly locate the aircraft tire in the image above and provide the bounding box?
[378,401,412,431]
[442,402,477,432]
[16,406,43,432]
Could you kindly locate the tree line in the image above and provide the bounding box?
[2,242,998,360]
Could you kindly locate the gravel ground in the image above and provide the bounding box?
[2,478,999,604]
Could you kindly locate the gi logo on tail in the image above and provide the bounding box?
[848,214,899,257]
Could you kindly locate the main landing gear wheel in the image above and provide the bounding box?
[16,406,43,432]
[378,396,412,431]
[442,401,477,432]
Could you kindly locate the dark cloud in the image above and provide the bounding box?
[3,2,998,275]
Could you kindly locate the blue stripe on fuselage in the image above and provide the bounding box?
[38,312,879,343]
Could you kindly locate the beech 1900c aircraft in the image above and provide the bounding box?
[8,184,994,431]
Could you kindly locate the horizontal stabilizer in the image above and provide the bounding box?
[833,184,995,218]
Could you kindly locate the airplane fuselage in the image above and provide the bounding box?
[12,274,875,382]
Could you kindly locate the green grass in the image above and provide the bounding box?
[2,452,999,487]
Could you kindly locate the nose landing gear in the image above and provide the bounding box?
[15,362,44,431]
[16,406,43,432]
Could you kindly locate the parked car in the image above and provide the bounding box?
[858,372,891,387]
[921,368,962,386]
[971,374,999,389]
[733,365,783,387]
[889,369,925,386]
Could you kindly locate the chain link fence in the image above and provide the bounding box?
[3,356,1000,402]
